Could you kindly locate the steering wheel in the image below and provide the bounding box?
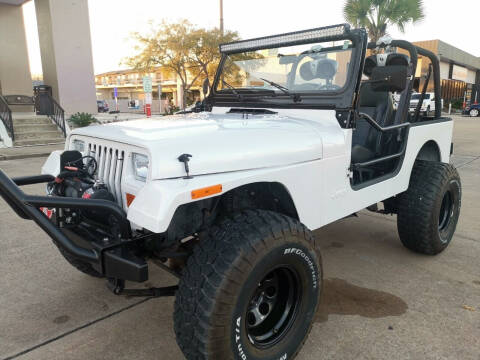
[316,83,341,91]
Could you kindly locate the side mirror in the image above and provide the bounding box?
[202,78,210,97]
[370,65,407,92]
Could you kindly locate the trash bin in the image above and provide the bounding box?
[34,85,53,115]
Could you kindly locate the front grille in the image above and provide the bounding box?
[87,143,124,207]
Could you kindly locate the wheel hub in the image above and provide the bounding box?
[245,266,300,348]
[247,272,279,328]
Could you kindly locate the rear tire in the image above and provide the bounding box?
[397,160,461,255]
[174,210,322,360]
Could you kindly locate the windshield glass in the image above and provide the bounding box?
[411,93,430,100]
[217,40,353,94]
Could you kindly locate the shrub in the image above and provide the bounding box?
[450,98,464,110]
[166,105,180,115]
[68,112,99,127]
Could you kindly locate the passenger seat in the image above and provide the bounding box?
[351,82,394,163]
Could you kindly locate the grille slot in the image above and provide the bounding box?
[87,143,124,207]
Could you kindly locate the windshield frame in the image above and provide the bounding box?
[208,26,367,111]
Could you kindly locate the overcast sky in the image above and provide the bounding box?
[23,0,480,76]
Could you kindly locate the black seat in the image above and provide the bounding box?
[351,82,394,163]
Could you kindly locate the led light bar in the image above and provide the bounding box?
[220,24,349,53]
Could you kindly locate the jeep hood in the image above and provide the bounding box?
[72,112,331,179]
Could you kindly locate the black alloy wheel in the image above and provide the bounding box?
[246,266,301,348]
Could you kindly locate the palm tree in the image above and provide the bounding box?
[343,0,425,43]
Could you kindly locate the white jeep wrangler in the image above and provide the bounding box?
[0,24,462,360]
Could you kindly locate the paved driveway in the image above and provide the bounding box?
[0,116,478,360]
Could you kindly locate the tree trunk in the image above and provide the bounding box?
[182,85,187,110]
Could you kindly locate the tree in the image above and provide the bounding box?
[126,20,239,109]
[343,0,425,43]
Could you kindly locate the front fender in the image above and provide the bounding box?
[126,162,316,233]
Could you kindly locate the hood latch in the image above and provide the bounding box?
[178,153,193,179]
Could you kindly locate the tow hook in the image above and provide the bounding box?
[107,278,178,297]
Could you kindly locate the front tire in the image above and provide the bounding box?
[174,210,322,360]
[397,160,461,255]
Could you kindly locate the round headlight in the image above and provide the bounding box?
[72,139,85,152]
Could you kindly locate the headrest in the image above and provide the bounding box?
[370,65,408,92]
[386,53,410,67]
[363,53,410,76]
[300,58,338,81]
[300,61,315,81]
[359,82,389,107]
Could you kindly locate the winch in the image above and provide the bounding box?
[45,150,116,224]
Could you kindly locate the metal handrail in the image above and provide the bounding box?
[45,93,66,137]
[0,95,14,141]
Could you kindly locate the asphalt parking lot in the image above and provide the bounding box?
[0,115,479,360]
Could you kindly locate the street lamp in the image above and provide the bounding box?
[220,0,224,35]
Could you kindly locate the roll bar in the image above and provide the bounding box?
[368,40,442,118]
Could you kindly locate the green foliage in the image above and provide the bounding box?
[68,112,99,128]
[450,98,464,110]
[166,105,180,115]
[125,20,240,108]
[343,0,425,42]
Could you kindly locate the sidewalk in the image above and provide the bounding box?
[0,143,64,161]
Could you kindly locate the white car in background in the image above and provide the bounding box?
[409,92,442,116]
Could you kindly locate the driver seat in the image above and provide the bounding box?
[351,82,394,163]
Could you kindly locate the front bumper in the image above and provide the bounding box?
[0,169,148,282]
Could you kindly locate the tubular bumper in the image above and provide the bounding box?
[0,169,148,282]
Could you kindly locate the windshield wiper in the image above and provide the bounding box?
[260,78,301,103]
[221,80,243,100]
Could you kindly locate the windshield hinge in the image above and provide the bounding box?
[336,109,354,128]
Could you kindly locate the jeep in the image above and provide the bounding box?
[0,24,462,359]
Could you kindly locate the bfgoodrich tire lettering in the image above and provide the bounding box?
[174,210,322,360]
[397,160,461,255]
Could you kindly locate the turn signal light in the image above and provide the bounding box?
[191,184,222,200]
[126,193,136,207]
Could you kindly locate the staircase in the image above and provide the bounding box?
[12,113,65,146]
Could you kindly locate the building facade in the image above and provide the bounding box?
[410,40,480,105]
[95,68,201,110]
[0,0,97,114]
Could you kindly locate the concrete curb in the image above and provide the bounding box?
[0,152,54,161]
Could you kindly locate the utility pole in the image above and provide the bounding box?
[219,0,224,35]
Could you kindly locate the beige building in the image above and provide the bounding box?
[408,40,480,104]
[95,68,201,109]
[0,0,97,114]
